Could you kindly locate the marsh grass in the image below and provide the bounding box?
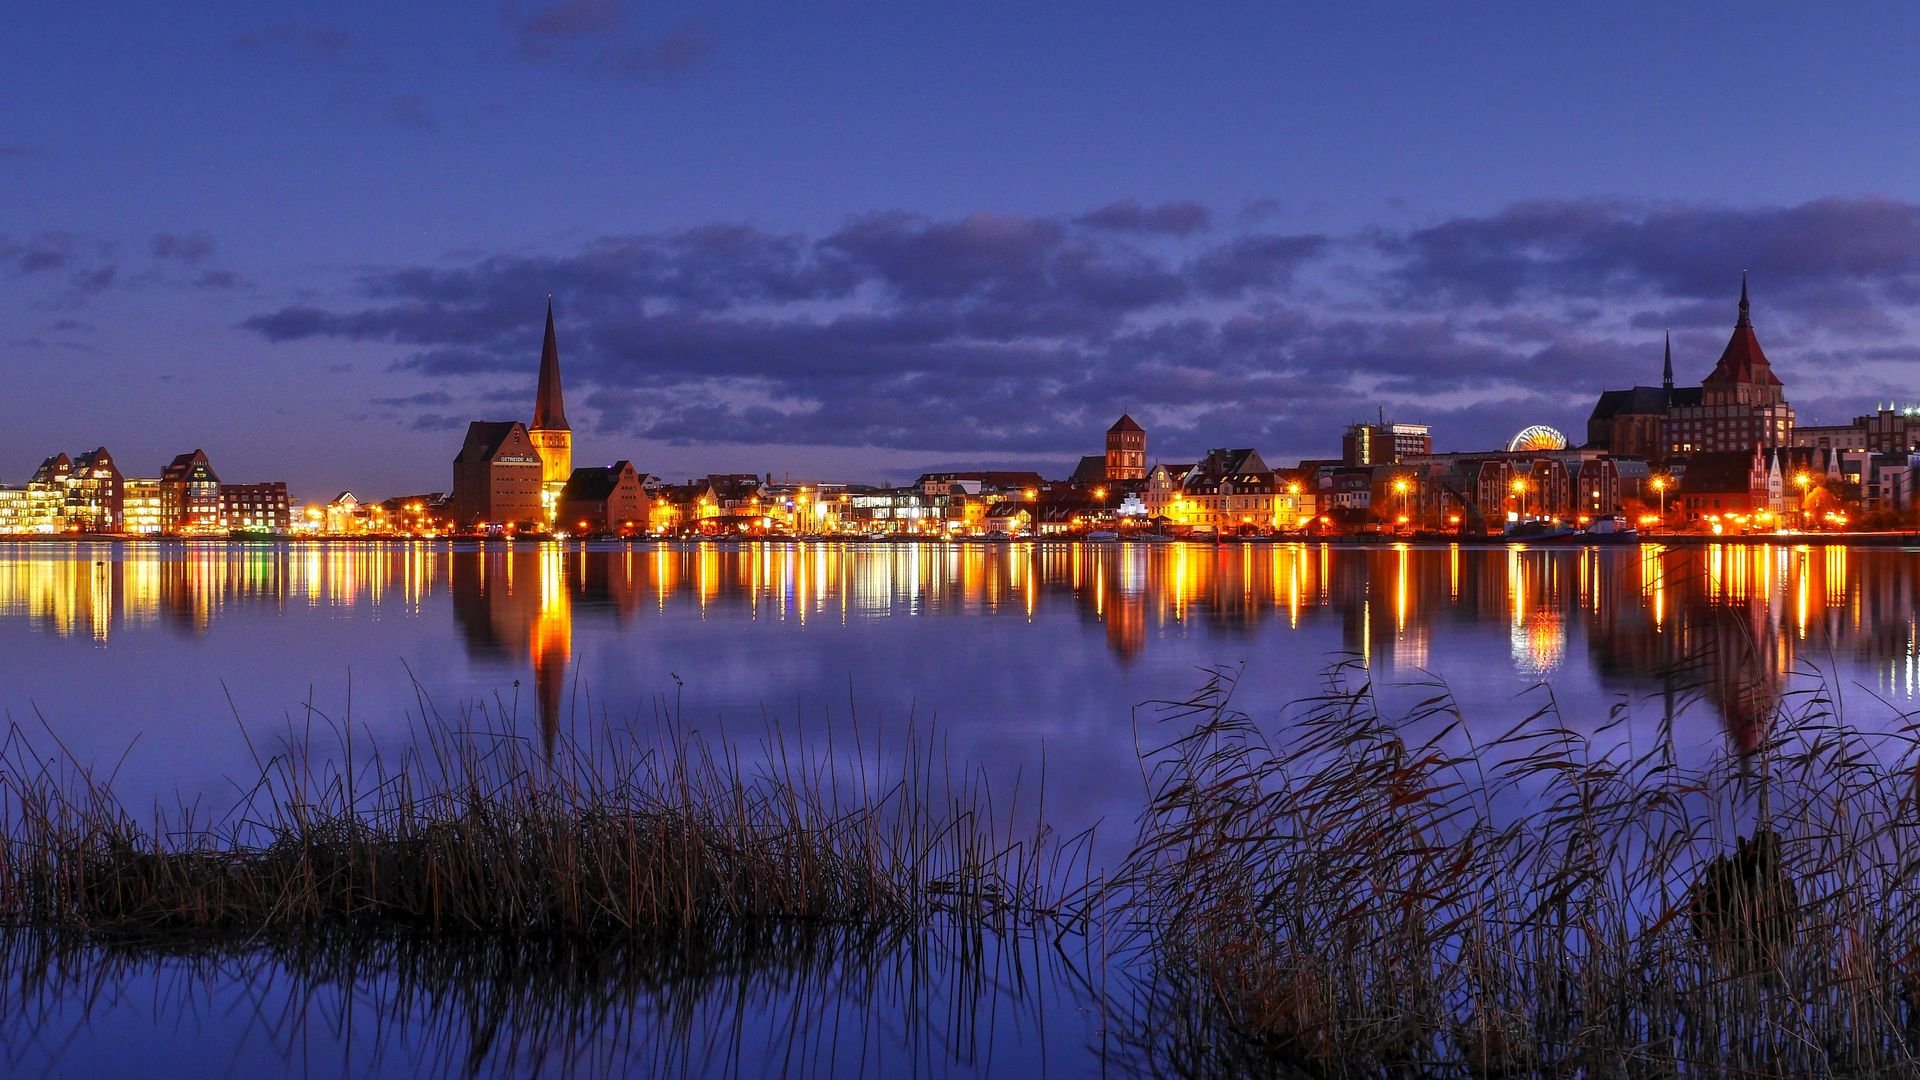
[1113,660,1920,1078]
[0,686,1083,943]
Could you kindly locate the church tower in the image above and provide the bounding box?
[528,300,572,523]
[1105,414,1146,480]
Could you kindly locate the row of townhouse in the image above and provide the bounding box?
[0,448,289,535]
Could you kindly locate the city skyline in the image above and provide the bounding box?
[12,5,1920,500]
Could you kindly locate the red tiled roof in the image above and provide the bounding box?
[1108,414,1144,434]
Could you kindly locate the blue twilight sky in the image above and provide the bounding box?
[6,2,1920,499]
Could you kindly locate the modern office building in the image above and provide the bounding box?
[123,478,163,534]
[1342,419,1432,466]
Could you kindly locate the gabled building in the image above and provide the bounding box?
[64,448,123,533]
[557,461,650,535]
[160,450,222,535]
[22,454,71,534]
[450,421,545,528]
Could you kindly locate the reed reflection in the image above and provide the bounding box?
[4,541,1920,751]
[0,924,1083,1080]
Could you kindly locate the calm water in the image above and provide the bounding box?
[1,538,1917,1077]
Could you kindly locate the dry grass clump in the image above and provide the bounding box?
[1114,661,1920,1078]
[0,692,1070,941]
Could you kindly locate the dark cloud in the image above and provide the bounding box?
[72,265,117,292]
[239,197,1920,462]
[1078,199,1212,237]
[508,2,713,81]
[597,20,713,79]
[1187,233,1329,298]
[511,0,624,48]
[150,232,214,264]
[0,146,46,160]
[1385,196,1920,332]
[382,95,438,132]
[231,24,358,65]
[373,391,456,407]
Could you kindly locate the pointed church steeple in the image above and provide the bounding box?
[1736,272,1751,328]
[528,298,574,525]
[533,299,569,432]
[1662,330,1673,391]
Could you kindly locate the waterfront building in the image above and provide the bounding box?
[63,448,123,533]
[528,302,572,524]
[123,478,162,535]
[160,450,222,535]
[1673,449,1787,527]
[219,482,290,533]
[324,492,365,534]
[21,455,69,533]
[556,461,650,535]
[643,484,695,534]
[1342,418,1431,467]
[983,501,1032,535]
[1794,405,1920,455]
[376,494,445,534]
[449,422,545,529]
[693,475,771,533]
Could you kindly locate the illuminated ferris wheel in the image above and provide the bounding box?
[1507,425,1568,453]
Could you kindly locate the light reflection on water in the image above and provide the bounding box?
[2,539,1920,1076]
[2,540,1919,747]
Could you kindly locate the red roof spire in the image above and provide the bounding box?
[1705,276,1781,387]
[532,298,569,432]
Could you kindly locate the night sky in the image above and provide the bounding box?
[7,2,1920,500]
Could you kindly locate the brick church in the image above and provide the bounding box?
[1587,278,1796,460]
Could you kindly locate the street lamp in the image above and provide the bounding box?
[1512,478,1528,519]
[1650,477,1667,529]
[1393,477,1410,532]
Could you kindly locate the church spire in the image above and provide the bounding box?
[1662,330,1673,391]
[532,298,568,432]
[1736,272,1751,328]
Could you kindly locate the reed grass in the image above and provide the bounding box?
[0,688,1072,942]
[1113,661,1920,1077]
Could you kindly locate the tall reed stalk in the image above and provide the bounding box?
[1113,661,1920,1077]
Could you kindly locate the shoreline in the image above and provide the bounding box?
[1,531,1917,548]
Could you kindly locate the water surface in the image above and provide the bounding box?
[1,539,1915,1077]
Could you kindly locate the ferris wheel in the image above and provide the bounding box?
[1507,425,1568,453]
